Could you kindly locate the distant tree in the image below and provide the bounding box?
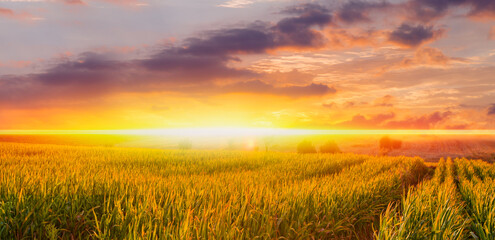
[379,136,402,155]
[320,140,341,154]
[178,139,192,150]
[263,136,273,152]
[297,140,317,154]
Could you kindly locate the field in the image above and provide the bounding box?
[0,141,493,239]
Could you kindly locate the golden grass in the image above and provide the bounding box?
[0,142,429,239]
[377,158,495,240]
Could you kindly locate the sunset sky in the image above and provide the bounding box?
[1,0,495,130]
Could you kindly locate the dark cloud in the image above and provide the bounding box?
[144,3,331,67]
[337,1,390,24]
[468,0,495,18]
[164,3,331,59]
[140,48,254,81]
[141,4,332,76]
[0,3,337,106]
[388,23,443,47]
[221,80,336,97]
[179,28,276,56]
[488,104,495,115]
[385,111,452,129]
[406,0,495,21]
[37,52,125,86]
[275,4,332,47]
[406,0,463,21]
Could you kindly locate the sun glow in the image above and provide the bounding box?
[1,128,495,137]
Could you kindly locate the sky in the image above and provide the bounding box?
[0,0,495,130]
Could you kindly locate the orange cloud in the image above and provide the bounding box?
[0,7,36,21]
[0,8,14,16]
[63,0,86,5]
[332,111,455,130]
[385,111,453,129]
[335,113,396,129]
[400,47,466,67]
[373,95,395,107]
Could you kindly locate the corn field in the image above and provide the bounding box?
[377,158,495,240]
[0,142,492,239]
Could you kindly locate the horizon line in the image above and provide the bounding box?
[0,128,495,136]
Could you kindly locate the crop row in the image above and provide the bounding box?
[377,158,494,240]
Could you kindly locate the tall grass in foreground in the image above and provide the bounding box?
[456,159,495,240]
[376,158,468,240]
[0,143,427,239]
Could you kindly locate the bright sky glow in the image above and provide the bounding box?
[1,128,495,137]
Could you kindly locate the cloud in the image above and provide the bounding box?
[405,0,456,22]
[139,4,332,80]
[405,0,495,21]
[275,4,332,48]
[218,0,254,8]
[0,8,14,16]
[400,47,467,67]
[488,104,495,115]
[335,112,395,128]
[332,111,456,129]
[140,48,255,81]
[0,7,36,21]
[337,0,390,24]
[325,28,384,49]
[0,49,330,107]
[322,102,337,109]
[63,0,85,5]
[220,80,336,97]
[0,3,339,107]
[445,124,469,129]
[373,95,395,107]
[143,3,332,70]
[385,111,452,129]
[463,0,495,19]
[388,23,444,48]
